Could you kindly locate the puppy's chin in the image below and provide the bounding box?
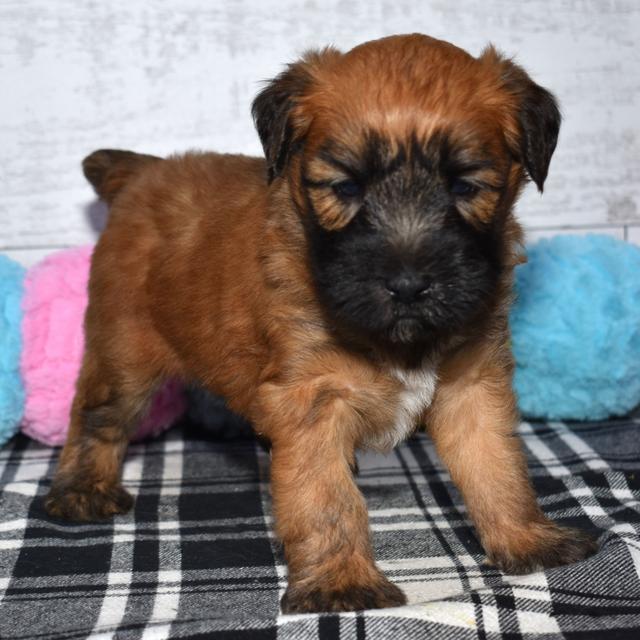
[388,317,427,345]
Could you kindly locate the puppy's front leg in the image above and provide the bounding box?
[266,388,406,613]
[427,345,597,574]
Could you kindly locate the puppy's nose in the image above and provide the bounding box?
[385,274,429,303]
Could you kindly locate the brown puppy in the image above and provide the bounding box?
[45,34,597,613]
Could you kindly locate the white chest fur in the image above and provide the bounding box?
[366,361,439,452]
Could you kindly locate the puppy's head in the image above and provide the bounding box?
[252,34,560,349]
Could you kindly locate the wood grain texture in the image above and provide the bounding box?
[1,0,639,263]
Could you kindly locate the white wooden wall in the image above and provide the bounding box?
[1,0,639,266]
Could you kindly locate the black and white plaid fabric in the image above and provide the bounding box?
[2,414,640,639]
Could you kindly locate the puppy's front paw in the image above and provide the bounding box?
[45,482,133,522]
[281,577,406,613]
[488,525,598,574]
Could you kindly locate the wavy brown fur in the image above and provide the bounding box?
[46,34,596,613]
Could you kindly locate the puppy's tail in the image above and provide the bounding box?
[82,149,161,204]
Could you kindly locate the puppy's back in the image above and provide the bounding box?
[85,151,272,398]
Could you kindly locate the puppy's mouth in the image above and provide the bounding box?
[384,281,445,344]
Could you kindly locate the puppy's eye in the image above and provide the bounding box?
[450,179,478,198]
[332,180,363,199]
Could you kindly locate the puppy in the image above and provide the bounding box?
[45,34,597,613]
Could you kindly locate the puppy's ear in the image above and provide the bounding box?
[515,74,561,192]
[252,48,340,183]
[483,48,561,192]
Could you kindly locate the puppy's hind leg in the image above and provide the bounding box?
[45,352,161,522]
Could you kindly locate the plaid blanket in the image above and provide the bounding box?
[2,415,640,639]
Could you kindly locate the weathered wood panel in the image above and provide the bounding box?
[1,0,639,263]
[628,225,640,245]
